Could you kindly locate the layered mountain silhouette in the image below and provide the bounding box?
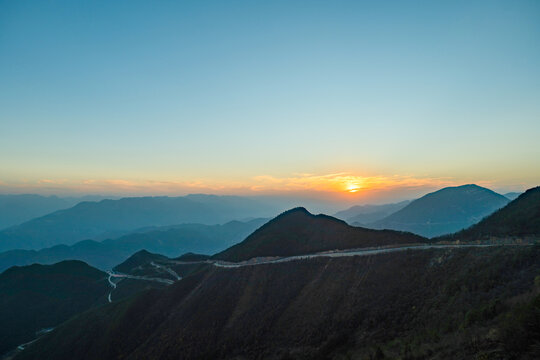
[0,195,275,252]
[213,207,425,262]
[334,200,410,225]
[442,186,540,240]
[7,187,540,359]
[368,184,510,238]
[0,218,267,272]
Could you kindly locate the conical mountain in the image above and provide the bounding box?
[369,184,509,238]
[213,207,424,262]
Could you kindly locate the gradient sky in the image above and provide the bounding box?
[1,0,539,203]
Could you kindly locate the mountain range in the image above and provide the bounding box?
[0,194,116,230]
[4,186,540,359]
[0,195,276,252]
[0,218,267,272]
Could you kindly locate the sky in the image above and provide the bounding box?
[1,0,539,205]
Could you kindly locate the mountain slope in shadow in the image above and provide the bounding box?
[0,261,109,356]
[14,246,540,360]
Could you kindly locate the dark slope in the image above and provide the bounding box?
[334,200,410,225]
[213,207,425,262]
[16,246,540,360]
[442,186,540,240]
[175,252,210,261]
[0,196,275,251]
[0,218,267,272]
[0,261,109,355]
[369,184,510,238]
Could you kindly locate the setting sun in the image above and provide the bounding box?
[346,183,361,193]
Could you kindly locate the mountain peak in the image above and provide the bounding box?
[277,207,311,216]
[370,185,509,237]
[213,208,424,262]
[444,185,540,239]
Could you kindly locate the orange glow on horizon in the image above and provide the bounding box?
[0,173,471,199]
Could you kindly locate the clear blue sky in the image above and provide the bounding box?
[1,0,539,202]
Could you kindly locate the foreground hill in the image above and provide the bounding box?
[0,195,275,252]
[15,245,540,360]
[369,184,510,238]
[0,261,109,356]
[442,186,540,241]
[213,207,425,262]
[0,218,267,272]
[334,200,410,225]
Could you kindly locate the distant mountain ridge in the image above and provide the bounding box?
[0,195,276,252]
[0,218,267,272]
[213,207,425,262]
[369,184,510,238]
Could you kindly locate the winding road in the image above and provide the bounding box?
[106,243,531,302]
[150,261,182,280]
[106,270,174,303]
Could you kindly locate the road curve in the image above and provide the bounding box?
[150,261,182,280]
[106,270,174,303]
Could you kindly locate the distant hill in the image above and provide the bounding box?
[334,201,410,225]
[16,246,540,360]
[369,185,509,238]
[442,186,540,240]
[0,218,267,272]
[0,195,72,230]
[504,192,522,200]
[0,261,109,355]
[0,195,276,251]
[213,207,424,262]
[0,194,117,231]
